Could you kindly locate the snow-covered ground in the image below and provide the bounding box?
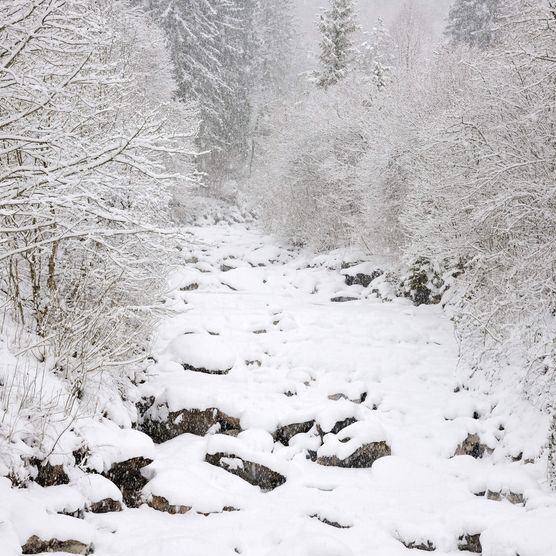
[2,222,555,555]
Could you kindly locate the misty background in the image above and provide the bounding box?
[293,0,453,68]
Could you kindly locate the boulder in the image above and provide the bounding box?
[458,533,482,553]
[454,433,490,459]
[330,296,359,303]
[344,270,383,288]
[317,441,391,469]
[105,457,152,508]
[140,405,241,443]
[401,540,435,551]
[148,494,191,515]
[33,461,69,487]
[317,417,358,437]
[309,514,352,529]
[182,362,231,375]
[205,452,286,492]
[89,498,122,513]
[486,489,525,505]
[22,535,91,555]
[273,421,315,445]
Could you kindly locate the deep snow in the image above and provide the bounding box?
[1,222,555,556]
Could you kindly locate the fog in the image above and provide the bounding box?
[293,0,453,69]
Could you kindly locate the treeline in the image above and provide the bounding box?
[0,0,296,428]
[248,0,556,484]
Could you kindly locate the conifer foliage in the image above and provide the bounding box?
[315,0,358,89]
[445,0,499,48]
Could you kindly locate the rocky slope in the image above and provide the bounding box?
[1,223,554,556]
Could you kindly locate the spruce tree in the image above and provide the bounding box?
[445,0,499,49]
[314,0,358,89]
[146,0,259,183]
[358,18,394,91]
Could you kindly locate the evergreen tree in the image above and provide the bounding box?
[147,0,259,184]
[358,18,395,91]
[445,0,499,48]
[255,0,295,100]
[314,0,358,89]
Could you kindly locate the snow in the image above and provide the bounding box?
[1,222,554,555]
[79,420,155,473]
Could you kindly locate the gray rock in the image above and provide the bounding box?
[182,362,231,375]
[22,535,91,555]
[330,296,359,303]
[273,421,316,445]
[318,417,358,437]
[454,433,490,459]
[148,494,191,515]
[344,270,383,288]
[316,441,391,468]
[458,533,482,553]
[486,490,525,505]
[309,514,352,529]
[400,539,435,551]
[139,405,241,443]
[32,460,69,487]
[105,456,152,508]
[205,452,286,491]
[89,498,122,513]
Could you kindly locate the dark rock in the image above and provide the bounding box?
[197,506,240,517]
[329,417,358,436]
[273,421,316,445]
[180,283,199,291]
[307,450,319,462]
[148,494,191,515]
[105,457,152,508]
[327,393,367,404]
[309,514,352,529]
[22,535,91,555]
[401,540,435,551]
[136,396,155,421]
[182,363,231,375]
[205,452,286,491]
[34,461,69,487]
[330,296,359,303]
[458,533,482,553]
[89,498,122,513]
[344,270,383,288]
[454,434,490,459]
[139,405,241,443]
[317,441,391,468]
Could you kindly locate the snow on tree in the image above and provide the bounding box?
[147,0,260,186]
[445,0,499,48]
[390,1,426,74]
[254,0,295,101]
[0,0,198,415]
[357,18,395,91]
[314,0,358,89]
